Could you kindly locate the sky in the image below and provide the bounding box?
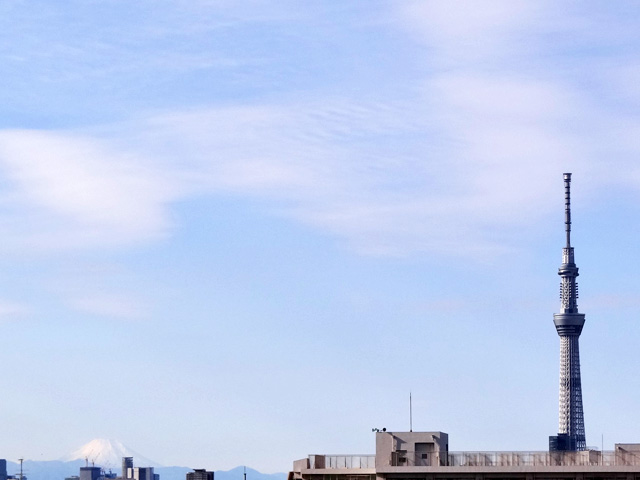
[1,0,640,474]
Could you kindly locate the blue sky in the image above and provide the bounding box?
[1,0,640,473]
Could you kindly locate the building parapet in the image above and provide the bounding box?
[298,449,640,470]
[444,450,629,467]
[307,455,376,469]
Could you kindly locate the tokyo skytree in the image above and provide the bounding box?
[549,173,586,452]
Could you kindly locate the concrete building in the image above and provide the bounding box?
[186,470,214,480]
[291,432,640,480]
[80,467,102,480]
[127,467,158,480]
[120,457,158,480]
[122,458,134,479]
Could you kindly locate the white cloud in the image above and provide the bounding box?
[68,292,148,320]
[124,97,565,257]
[1,3,639,261]
[398,0,546,65]
[0,130,179,251]
[0,86,614,259]
[0,299,30,319]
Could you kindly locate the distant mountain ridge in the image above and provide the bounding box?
[5,461,285,480]
[4,439,286,480]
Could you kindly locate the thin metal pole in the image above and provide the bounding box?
[409,392,413,432]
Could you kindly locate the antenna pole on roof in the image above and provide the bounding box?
[410,392,413,432]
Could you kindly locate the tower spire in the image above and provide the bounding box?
[550,173,587,452]
[564,172,571,248]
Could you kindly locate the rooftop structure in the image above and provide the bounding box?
[80,467,102,480]
[291,432,640,480]
[185,470,214,480]
[122,458,133,479]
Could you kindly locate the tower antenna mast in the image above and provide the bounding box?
[565,172,572,248]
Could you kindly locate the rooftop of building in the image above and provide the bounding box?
[291,431,640,476]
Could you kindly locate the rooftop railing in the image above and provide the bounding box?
[308,455,375,469]
[390,450,640,467]
[306,450,640,470]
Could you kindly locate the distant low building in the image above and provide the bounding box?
[120,456,158,480]
[77,464,117,480]
[122,458,133,480]
[186,470,214,480]
[80,467,102,480]
[127,466,158,480]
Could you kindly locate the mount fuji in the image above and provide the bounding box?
[60,439,161,470]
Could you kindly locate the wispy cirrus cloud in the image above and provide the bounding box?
[119,96,570,257]
[1,2,640,261]
[0,85,635,260]
[67,292,149,320]
[0,130,179,251]
[398,0,546,65]
[0,299,30,319]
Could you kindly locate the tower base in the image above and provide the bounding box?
[549,434,577,451]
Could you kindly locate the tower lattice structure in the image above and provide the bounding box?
[549,173,586,451]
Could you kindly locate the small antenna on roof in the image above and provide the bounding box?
[409,392,413,432]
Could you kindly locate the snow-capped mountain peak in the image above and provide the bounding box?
[61,439,162,470]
